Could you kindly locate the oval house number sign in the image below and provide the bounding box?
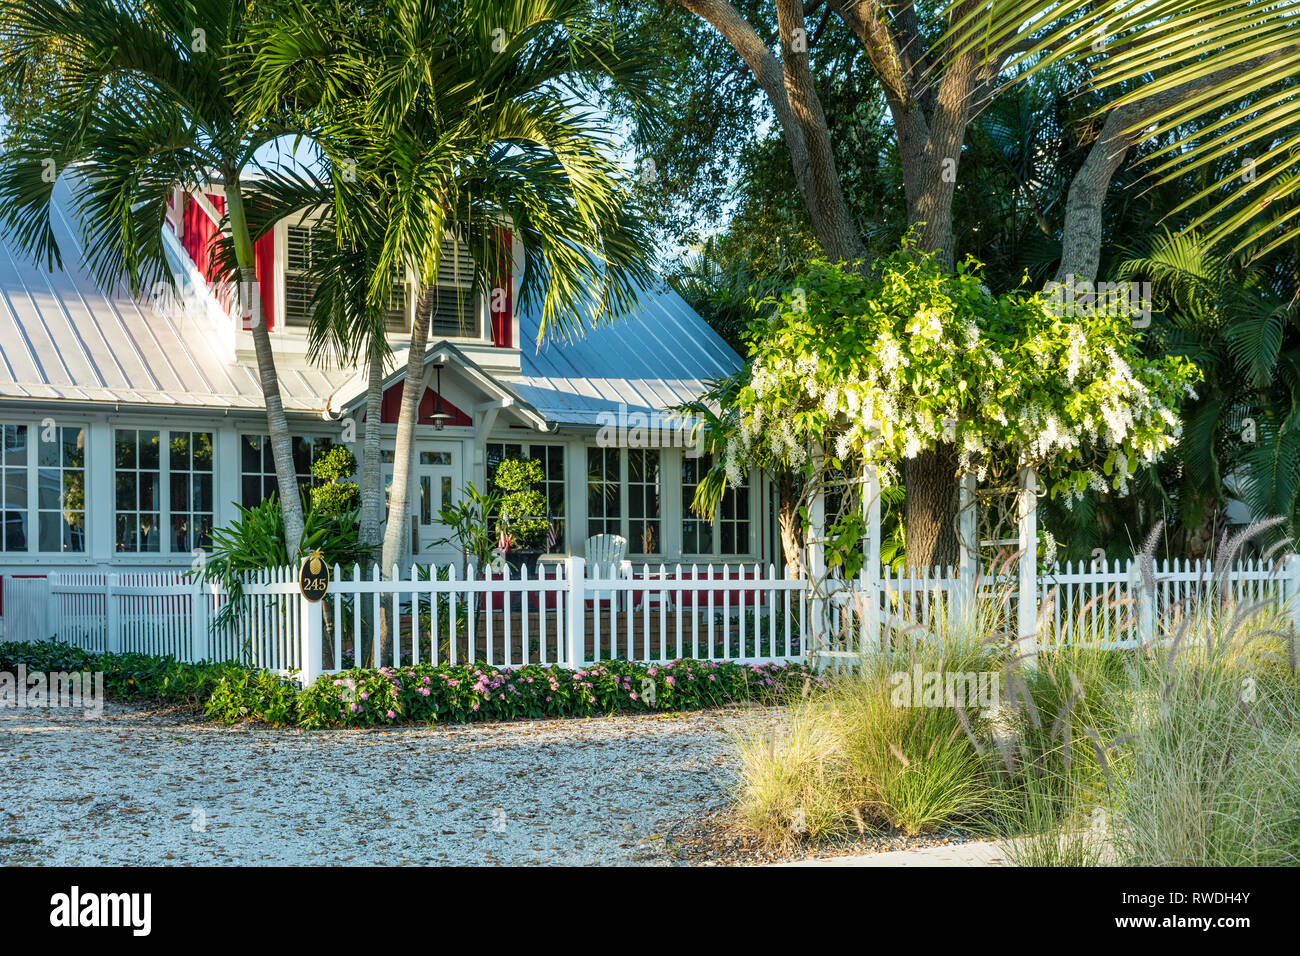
[298,549,331,602]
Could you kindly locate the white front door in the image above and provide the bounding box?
[381,442,462,559]
[413,445,459,556]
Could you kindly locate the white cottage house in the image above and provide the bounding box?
[0,175,778,633]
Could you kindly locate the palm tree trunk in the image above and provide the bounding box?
[377,286,433,666]
[381,284,433,574]
[226,184,305,557]
[358,346,386,553]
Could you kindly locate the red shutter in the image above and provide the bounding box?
[490,230,513,348]
[254,231,276,330]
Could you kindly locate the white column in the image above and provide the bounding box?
[567,441,588,555]
[213,425,242,533]
[1017,467,1038,663]
[660,447,682,562]
[86,420,115,564]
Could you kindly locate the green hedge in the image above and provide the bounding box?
[0,641,822,729]
[0,640,249,707]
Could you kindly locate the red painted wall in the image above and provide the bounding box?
[379,380,472,427]
[178,191,276,330]
[181,193,225,288]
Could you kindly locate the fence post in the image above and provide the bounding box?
[106,573,121,653]
[1016,468,1038,665]
[807,450,826,660]
[954,471,978,635]
[300,591,323,687]
[1287,554,1300,643]
[44,572,58,644]
[861,468,881,655]
[191,574,209,663]
[565,556,586,668]
[1129,558,1155,646]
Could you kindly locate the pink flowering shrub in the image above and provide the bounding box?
[276,659,823,729]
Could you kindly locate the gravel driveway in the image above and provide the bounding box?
[0,703,756,866]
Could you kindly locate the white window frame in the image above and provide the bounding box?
[679,451,757,560]
[486,440,568,554]
[584,446,666,558]
[111,426,215,556]
[0,419,90,555]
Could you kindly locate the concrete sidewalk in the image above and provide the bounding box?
[779,839,1016,866]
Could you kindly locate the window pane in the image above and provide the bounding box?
[241,434,262,473]
[38,432,58,466]
[4,469,27,509]
[3,424,27,466]
[38,468,60,509]
[62,429,84,468]
[139,431,160,469]
[38,511,61,552]
[170,432,190,471]
[2,511,26,551]
[116,472,136,510]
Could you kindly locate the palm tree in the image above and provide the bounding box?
[1120,230,1300,550]
[0,0,312,555]
[241,0,654,582]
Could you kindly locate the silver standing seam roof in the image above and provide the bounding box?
[0,183,742,424]
[506,283,743,427]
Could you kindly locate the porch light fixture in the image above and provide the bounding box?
[429,361,454,431]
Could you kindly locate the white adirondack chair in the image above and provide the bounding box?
[584,534,629,608]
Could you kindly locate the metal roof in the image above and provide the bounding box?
[0,182,741,425]
[505,282,743,427]
[0,181,350,414]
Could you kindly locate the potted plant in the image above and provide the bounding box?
[493,457,550,576]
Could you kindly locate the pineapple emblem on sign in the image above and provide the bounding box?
[298,548,331,602]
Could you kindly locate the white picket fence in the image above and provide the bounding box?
[11,555,1299,682]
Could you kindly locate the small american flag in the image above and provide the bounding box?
[497,525,514,554]
[546,514,559,552]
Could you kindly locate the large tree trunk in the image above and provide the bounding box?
[226,185,305,558]
[776,469,802,574]
[905,446,959,571]
[358,346,386,554]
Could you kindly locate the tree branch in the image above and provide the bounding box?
[1054,51,1299,286]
